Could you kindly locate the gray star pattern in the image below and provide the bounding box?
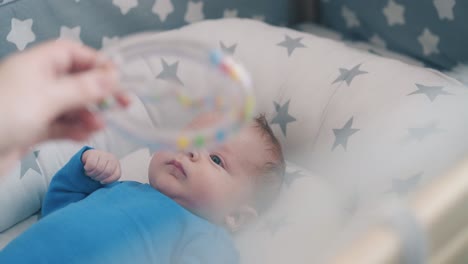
[406,122,443,142]
[368,49,382,56]
[271,100,297,137]
[20,150,40,178]
[391,172,423,195]
[332,117,360,151]
[0,0,19,7]
[157,58,183,85]
[277,34,306,57]
[332,64,368,86]
[284,169,307,187]
[408,84,451,102]
[219,41,237,55]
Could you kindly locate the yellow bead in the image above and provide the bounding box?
[176,136,190,149]
[244,96,255,119]
[178,94,191,107]
[229,64,242,81]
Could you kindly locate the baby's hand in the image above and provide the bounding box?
[81,149,121,184]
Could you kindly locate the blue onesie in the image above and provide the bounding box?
[0,147,239,264]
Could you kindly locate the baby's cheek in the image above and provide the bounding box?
[190,183,227,213]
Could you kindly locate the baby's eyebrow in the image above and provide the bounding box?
[218,146,232,171]
[221,145,259,176]
[220,145,250,174]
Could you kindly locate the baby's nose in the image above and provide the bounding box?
[186,150,199,162]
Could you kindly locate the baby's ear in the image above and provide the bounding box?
[223,205,258,233]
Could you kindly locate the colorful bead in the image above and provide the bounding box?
[228,63,242,81]
[244,96,255,119]
[215,130,225,142]
[194,135,205,148]
[101,38,257,152]
[220,62,230,75]
[236,63,252,88]
[176,136,190,149]
[98,98,113,110]
[210,50,224,66]
[177,93,192,107]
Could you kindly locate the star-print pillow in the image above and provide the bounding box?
[0,0,289,59]
[0,150,46,232]
[318,0,468,70]
[295,22,425,68]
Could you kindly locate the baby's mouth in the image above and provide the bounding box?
[167,160,187,179]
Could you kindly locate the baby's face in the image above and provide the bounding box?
[148,124,268,224]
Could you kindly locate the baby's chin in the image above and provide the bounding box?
[150,180,190,209]
[149,178,175,200]
[150,180,176,199]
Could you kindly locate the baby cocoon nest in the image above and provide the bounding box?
[0,114,285,264]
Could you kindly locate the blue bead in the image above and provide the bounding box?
[215,130,225,142]
[209,50,223,66]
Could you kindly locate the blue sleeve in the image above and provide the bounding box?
[177,230,239,264]
[41,146,103,217]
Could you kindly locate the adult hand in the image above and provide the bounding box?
[0,40,126,174]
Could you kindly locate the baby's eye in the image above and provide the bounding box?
[210,154,224,168]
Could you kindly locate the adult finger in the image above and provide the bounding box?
[45,109,104,142]
[49,66,119,115]
[23,40,102,75]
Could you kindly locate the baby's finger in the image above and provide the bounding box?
[91,161,112,181]
[100,178,112,184]
[93,170,112,182]
[85,157,108,177]
[100,161,121,184]
[99,159,120,181]
[101,168,120,184]
[83,153,99,173]
[113,163,122,180]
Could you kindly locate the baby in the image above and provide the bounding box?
[0,114,285,264]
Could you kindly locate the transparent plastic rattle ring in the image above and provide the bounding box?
[98,33,255,151]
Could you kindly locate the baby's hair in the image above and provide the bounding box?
[251,113,286,214]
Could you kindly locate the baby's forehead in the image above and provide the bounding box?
[222,139,272,175]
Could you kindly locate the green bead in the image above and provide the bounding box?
[194,135,205,147]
